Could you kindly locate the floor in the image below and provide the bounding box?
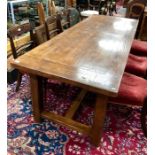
[7,75,147,155]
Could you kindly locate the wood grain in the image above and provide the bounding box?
[34,24,48,45]
[41,111,91,135]
[90,94,108,146]
[11,15,138,96]
[65,89,87,118]
[10,15,138,146]
[37,2,45,25]
[7,34,30,55]
[30,75,42,123]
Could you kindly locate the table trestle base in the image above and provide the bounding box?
[41,89,108,146]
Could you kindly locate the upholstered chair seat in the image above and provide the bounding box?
[109,72,147,136]
[125,53,147,78]
[130,39,147,56]
[110,72,146,106]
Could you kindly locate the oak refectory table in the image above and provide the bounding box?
[11,15,138,146]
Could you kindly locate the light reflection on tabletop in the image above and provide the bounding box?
[98,39,124,52]
[113,20,133,31]
[77,68,117,92]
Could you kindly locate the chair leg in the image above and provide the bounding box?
[141,98,147,137]
[15,72,22,92]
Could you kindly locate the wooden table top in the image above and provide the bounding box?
[11,15,138,97]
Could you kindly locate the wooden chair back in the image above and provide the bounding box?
[126,1,145,19]
[59,9,71,29]
[7,23,35,59]
[45,15,63,40]
[126,0,145,38]
[37,2,46,24]
[34,24,48,45]
[67,0,74,7]
[48,0,57,16]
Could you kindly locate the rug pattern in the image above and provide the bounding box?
[7,75,147,155]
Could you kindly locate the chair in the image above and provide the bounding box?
[109,72,147,136]
[37,2,46,25]
[125,53,147,78]
[48,0,57,16]
[126,1,145,19]
[67,0,74,7]
[130,39,147,56]
[34,24,48,45]
[58,9,71,30]
[45,15,63,40]
[48,0,72,29]
[64,7,80,26]
[28,0,41,28]
[7,23,35,91]
[126,0,145,37]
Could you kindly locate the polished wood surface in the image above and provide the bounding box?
[11,15,138,97]
[11,15,138,146]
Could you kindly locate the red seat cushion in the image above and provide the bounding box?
[110,72,147,106]
[130,39,147,56]
[125,54,147,77]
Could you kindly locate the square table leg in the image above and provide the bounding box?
[30,74,43,123]
[90,94,108,146]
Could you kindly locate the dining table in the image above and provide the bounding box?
[11,15,138,146]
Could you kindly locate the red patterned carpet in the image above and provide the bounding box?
[7,75,147,155]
